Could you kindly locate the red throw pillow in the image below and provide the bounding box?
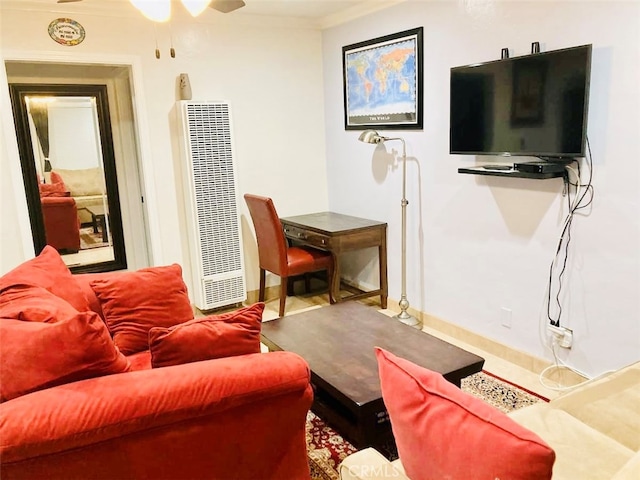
[0,246,90,312]
[149,303,265,368]
[0,285,80,323]
[0,311,131,402]
[89,264,194,355]
[50,171,65,186]
[375,348,555,480]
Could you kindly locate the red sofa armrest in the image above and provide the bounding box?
[40,196,80,253]
[0,351,313,480]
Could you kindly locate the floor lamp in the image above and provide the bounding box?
[358,130,422,329]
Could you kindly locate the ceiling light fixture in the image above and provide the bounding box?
[129,0,213,22]
[182,0,211,17]
[130,0,171,22]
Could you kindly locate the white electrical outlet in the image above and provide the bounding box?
[548,325,573,348]
[501,307,512,328]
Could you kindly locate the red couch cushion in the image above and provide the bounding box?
[0,311,130,402]
[0,285,80,323]
[38,182,69,197]
[89,264,194,355]
[0,246,90,312]
[149,303,265,368]
[375,347,555,480]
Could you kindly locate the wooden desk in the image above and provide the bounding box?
[280,212,387,308]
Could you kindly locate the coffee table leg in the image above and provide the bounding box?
[92,214,108,243]
[99,215,108,243]
[92,213,99,234]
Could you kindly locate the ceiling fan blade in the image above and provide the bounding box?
[57,0,84,3]
[210,0,245,14]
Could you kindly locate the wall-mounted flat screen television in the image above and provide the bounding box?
[450,44,592,160]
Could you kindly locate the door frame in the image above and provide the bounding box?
[1,50,162,268]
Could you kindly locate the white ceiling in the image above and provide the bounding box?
[236,0,407,26]
[237,0,371,19]
[29,0,406,28]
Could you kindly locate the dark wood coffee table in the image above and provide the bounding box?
[260,302,485,457]
[86,205,108,243]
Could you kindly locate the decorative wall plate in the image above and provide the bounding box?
[48,18,85,46]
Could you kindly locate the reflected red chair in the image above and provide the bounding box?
[244,194,334,317]
[40,196,80,253]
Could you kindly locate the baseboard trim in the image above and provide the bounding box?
[365,292,556,377]
[247,284,563,377]
[420,312,554,376]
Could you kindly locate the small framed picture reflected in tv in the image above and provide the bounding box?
[449,44,592,160]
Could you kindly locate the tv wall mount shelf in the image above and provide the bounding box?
[458,164,566,179]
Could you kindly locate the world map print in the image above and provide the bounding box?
[345,37,418,127]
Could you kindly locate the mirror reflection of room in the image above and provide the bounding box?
[27,95,114,267]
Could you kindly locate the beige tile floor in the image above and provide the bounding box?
[211,281,588,401]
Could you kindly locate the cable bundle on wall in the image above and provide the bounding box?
[540,137,595,391]
[546,137,594,328]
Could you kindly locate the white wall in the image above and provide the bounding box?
[323,0,640,377]
[0,2,329,293]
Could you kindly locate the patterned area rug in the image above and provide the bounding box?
[306,370,547,480]
[79,226,109,250]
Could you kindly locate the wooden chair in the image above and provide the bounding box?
[244,194,334,317]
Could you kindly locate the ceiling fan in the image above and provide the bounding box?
[55,0,247,14]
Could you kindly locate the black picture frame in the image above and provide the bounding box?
[342,27,423,130]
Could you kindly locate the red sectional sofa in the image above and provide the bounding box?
[0,247,314,480]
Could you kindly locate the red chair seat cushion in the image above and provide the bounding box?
[286,246,332,276]
[375,347,555,480]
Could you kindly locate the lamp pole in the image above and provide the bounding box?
[358,130,422,329]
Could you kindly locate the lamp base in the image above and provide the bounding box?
[395,311,423,330]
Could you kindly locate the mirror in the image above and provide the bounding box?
[9,83,127,273]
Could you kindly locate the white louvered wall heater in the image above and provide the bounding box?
[177,101,246,311]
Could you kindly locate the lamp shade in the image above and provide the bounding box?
[358,130,384,144]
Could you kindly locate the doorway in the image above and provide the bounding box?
[5,61,150,272]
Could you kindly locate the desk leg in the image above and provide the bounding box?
[331,253,341,303]
[379,235,388,309]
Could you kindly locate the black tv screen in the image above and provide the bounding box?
[450,44,592,159]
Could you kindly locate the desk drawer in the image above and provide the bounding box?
[283,226,331,249]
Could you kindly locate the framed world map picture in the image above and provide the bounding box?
[342,27,423,130]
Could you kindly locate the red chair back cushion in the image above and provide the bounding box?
[244,194,288,275]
